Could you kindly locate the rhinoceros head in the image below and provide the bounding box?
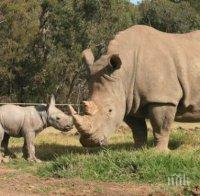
[47,95,73,132]
[69,49,126,147]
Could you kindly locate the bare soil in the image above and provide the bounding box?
[0,166,168,196]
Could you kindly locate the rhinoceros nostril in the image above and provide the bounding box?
[99,140,103,146]
[99,137,108,146]
[66,125,73,129]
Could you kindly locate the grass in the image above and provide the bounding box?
[5,126,200,193]
[37,148,200,184]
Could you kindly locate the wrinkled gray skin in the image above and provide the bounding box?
[69,25,200,150]
[0,95,73,163]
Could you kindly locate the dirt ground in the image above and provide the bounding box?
[0,166,168,196]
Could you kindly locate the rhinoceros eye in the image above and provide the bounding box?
[56,117,60,120]
[109,109,112,113]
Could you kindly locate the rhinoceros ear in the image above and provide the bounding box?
[46,94,55,112]
[49,94,56,107]
[109,54,122,70]
[82,48,94,67]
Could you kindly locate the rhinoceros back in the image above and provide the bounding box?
[107,25,200,113]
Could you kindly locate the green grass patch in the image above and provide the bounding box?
[5,127,200,191]
[37,148,200,186]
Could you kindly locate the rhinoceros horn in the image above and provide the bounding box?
[83,101,98,115]
[68,105,93,134]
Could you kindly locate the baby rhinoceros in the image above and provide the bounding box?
[0,95,73,163]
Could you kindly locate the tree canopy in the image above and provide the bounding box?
[0,0,199,103]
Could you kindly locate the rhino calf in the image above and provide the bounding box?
[0,95,73,163]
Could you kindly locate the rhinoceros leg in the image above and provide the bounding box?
[0,126,4,163]
[22,139,28,159]
[148,103,176,151]
[125,116,147,149]
[23,131,42,163]
[1,133,16,159]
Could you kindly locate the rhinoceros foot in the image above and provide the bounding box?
[27,157,42,163]
[154,146,170,153]
[4,150,17,159]
[0,155,10,163]
[10,153,17,159]
[2,156,10,163]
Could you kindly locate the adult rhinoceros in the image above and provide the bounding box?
[69,25,200,151]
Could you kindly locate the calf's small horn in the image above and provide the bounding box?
[68,105,77,116]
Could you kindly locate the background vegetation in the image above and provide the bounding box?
[0,0,199,104]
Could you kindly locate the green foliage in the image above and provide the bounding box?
[32,0,137,103]
[171,0,200,12]
[0,0,41,101]
[0,0,199,103]
[139,0,200,33]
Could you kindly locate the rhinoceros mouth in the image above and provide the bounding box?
[61,125,73,132]
[103,74,117,82]
[79,135,108,147]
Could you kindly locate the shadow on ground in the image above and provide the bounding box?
[9,137,184,161]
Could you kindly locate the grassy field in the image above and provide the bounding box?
[2,123,200,195]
